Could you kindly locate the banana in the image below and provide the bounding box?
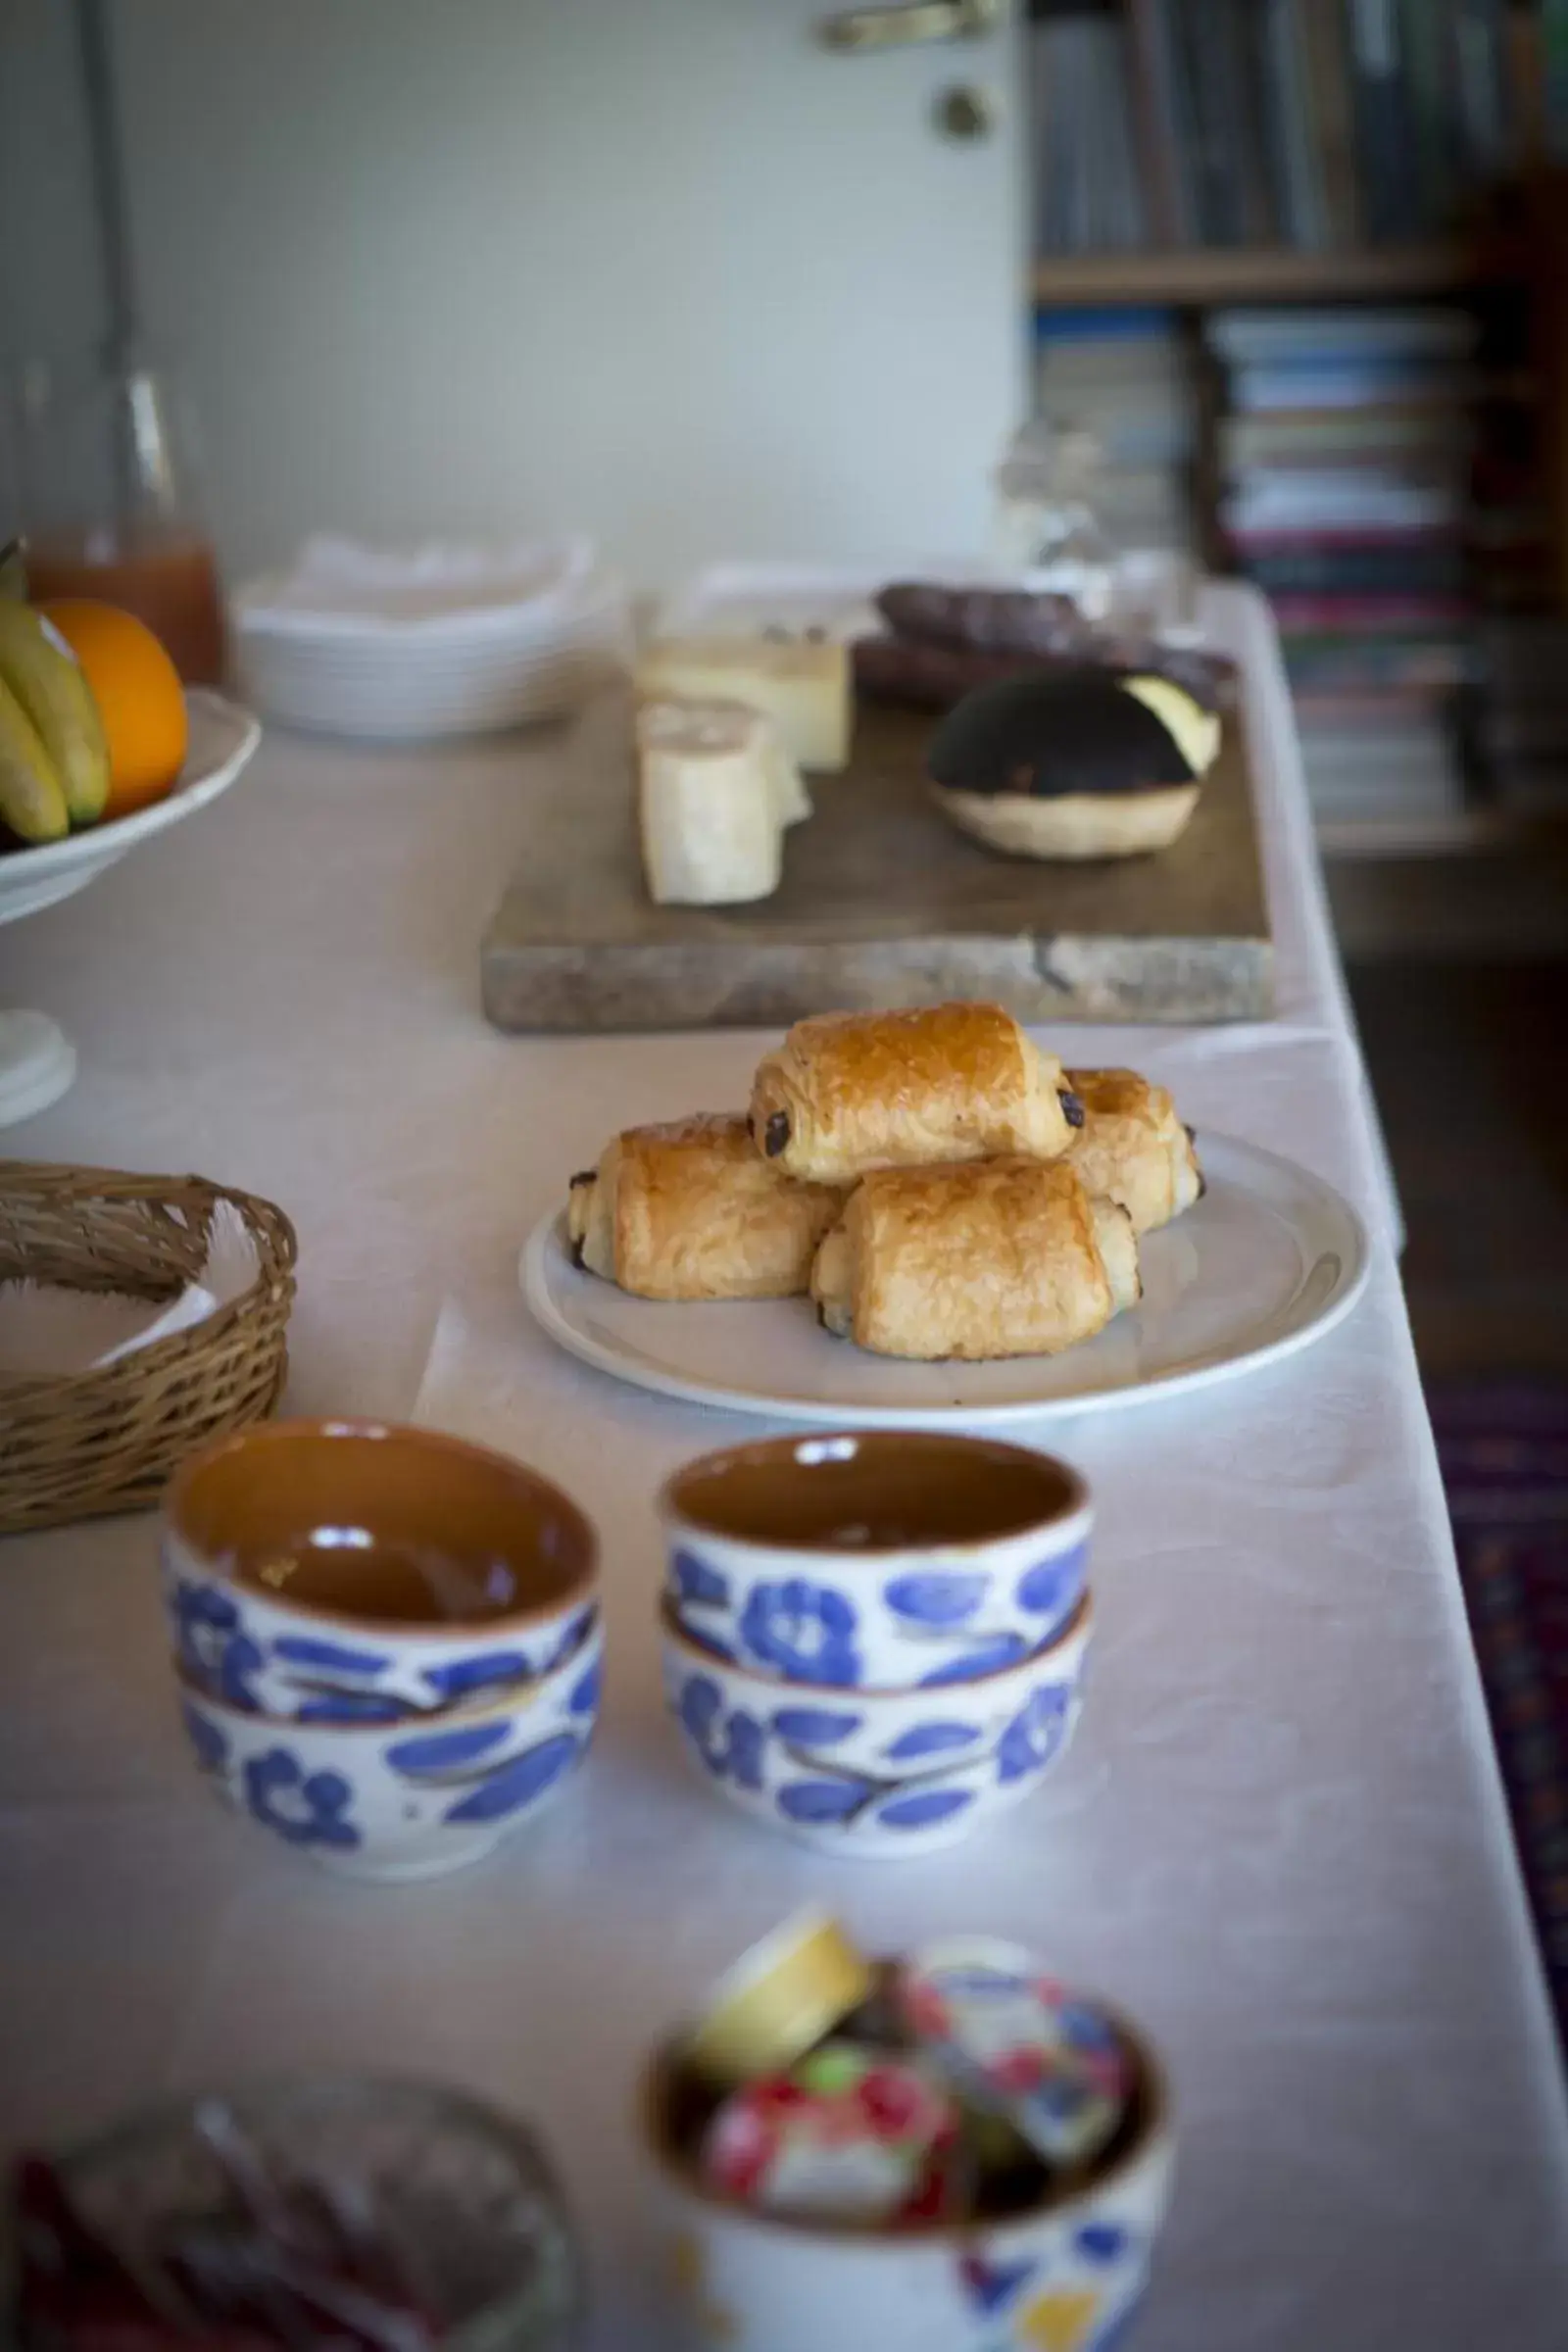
[0,672,70,842]
[0,601,111,824]
[0,539,27,600]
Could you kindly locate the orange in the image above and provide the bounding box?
[39,598,188,819]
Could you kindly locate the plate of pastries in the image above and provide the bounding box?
[521,1002,1370,1427]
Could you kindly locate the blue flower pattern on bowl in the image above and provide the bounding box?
[1016,1541,1089,1635]
[739,1580,862,1686]
[178,1621,604,1873]
[915,1633,1032,1687]
[418,1650,534,1708]
[169,1553,600,1725]
[669,1533,1087,1690]
[384,1714,587,1826]
[567,1651,603,1718]
[998,1683,1074,1783]
[671,1658,1082,1841]
[172,1581,266,1712]
[673,1548,729,1609]
[679,1674,765,1790]
[243,1748,360,1849]
[883,1569,989,1627]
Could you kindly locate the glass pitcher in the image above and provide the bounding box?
[993,421,1117,620]
[12,356,228,685]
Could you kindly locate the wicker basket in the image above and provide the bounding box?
[0,1165,297,1537]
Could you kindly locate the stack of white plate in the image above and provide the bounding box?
[233,536,632,740]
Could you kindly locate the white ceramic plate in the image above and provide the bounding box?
[520,1135,1372,1428]
[235,580,632,740]
[0,689,262,927]
[236,588,630,675]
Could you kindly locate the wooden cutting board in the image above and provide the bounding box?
[481,690,1273,1031]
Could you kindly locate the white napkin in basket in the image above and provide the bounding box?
[0,1200,260,1379]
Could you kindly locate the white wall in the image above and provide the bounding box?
[0,0,102,392]
[1,0,1024,586]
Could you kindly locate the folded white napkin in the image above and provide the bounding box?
[235,535,600,635]
[0,1199,260,1380]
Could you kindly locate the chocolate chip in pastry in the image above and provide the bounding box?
[926,669,1220,861]
[810,1155,1140,1361]
[750,1002,1080,1185]
[566,1113,846,1300]
[1064,1068,1204,1236]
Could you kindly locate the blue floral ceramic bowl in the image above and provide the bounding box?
[176,1615,604,1881]
[661,1433,1090,1692]
[162,1419,599,1724]
[660,1590,1092,1858]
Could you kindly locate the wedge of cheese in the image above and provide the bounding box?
[635,634,852,773]
[756,716,812,830]
[638,700,786,906]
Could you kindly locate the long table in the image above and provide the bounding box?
[2,588,1565,2350]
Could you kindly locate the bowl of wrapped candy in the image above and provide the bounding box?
[642,1913,1175,2352]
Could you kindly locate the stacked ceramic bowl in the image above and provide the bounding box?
[161,1420,603,1882]
[232,535,632,740]
[658,1433,1093,1859]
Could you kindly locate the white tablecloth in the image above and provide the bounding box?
[2,588,1564,2351]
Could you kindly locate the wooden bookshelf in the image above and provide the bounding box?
[1313,809,1564,861]
[1031,241,1491,309]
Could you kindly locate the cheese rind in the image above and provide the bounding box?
[1122,674,1221,775]
[641,695,809,829]
[637,699,783,906]
[636,634,852,773]
[756,722,812,829]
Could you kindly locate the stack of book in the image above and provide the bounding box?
[1030,0,1546,256]
[1034,308,1195,552]
[1210,305,1477,827]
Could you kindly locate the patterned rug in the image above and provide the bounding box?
[1427,1381,1568,2047]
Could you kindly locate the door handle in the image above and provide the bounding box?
[817,0,1000,55]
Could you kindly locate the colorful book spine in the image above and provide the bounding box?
[1231,0,1281,245]
[1125,0,1190,245]
[1171,0,1244,243]
[1345,0,1422,242]
[1237,545,1467,597]
[1301,0,1363,244]
[1261,0,1330,248]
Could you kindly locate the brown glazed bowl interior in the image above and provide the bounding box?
[662,1430,1086,1554]
[166,1419,596,1633]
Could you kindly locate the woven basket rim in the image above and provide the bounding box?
[0,1164,298,1408]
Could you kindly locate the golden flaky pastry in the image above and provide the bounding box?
[810,1155,1139,1361]
[567,1113,846,1301]
[749,1002,1082,1185]
[1065,1067,1203,1236]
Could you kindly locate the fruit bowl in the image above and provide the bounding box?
[0,687,260,927]
[0,688,260,1125]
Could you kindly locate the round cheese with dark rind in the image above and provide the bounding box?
[926,667,1219,862]
[927,669,1218,801]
